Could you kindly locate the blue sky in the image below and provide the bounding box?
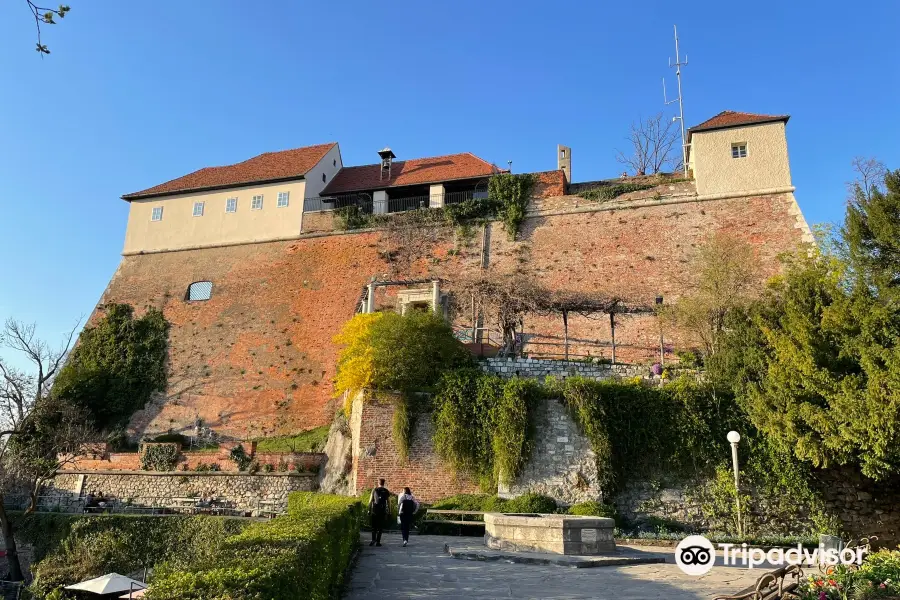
[1,0,898,363]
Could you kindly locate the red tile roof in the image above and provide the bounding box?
[687,111,789,136]
[122,143,337,200]
[322,152,499,195]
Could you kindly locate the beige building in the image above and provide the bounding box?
[121,143,342,254]
[686,111,793,197]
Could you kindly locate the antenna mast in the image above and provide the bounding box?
[663,25,688,176]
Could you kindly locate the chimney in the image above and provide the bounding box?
[378,147,396,181]
[557,145,571,183]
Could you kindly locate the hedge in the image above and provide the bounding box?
[429,493,558,515]
[19,513,249,599]
[147,492,362,600]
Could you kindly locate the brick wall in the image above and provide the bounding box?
[530,170,567,198]
[95,190,808,438]
[302,210,337,233]
[351,394,480,501]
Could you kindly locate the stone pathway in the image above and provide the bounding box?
[344,534,765,599]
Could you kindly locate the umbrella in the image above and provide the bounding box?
[65,573,147,595]
[119,589,146,599]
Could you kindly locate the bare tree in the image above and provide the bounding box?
[848,156,888,202]
[615,113,681,176]
[0,317,83,581]
[665,233,758,357]
[454,274,544,357]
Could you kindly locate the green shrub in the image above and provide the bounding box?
[503,493,557,514]
[229,444,252,471]
[21,514,249,598]
[578,182,654,202]
[140,443,180,471]
[567,501,617,519]
[149,492,362,600]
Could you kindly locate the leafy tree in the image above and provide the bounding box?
[844,168,900,296]
[715,164,900,480]
[333,310,471,458]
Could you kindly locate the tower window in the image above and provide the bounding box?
[731,143,748,159]
[251,195,264,210]
[333,159,337,167]
[186,281,213,302]
[322,173,326,183]
[193,201,205,217]
[277,191,290,208]
[226,197,237,213]
[151,206,163,221]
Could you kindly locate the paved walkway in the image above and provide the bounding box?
[344,534,764,599]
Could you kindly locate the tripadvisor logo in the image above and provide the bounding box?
[675,535,867,575]
[675,535,716,575]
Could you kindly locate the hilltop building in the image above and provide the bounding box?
[97,110,811,441]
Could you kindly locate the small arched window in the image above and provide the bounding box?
[322,173,326,183]
[186,281,213,302]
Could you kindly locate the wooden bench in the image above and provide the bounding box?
[714,564,804,600]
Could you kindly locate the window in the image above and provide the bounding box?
[277,191,290,208]
[186,281,213,302]
[333,159,337,167]
[226,197,238,213]
[151,206,163,221]
[251,195,263,210]
[731,143,748,159]
[322,173,326,183]
[193,201,205,217]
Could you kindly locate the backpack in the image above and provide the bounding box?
[400,497,416,515]
[371,487,389,513]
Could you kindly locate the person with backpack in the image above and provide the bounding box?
[397,487,420,547]
[368,478,391,547]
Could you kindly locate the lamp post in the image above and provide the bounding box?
[655,295,665,366]
[727,430,742,537]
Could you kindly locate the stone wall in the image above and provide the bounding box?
[503,397,600,504]
[42,471,316,513]
[482,357,650,381]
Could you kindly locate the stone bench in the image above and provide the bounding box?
[484,512,615,555]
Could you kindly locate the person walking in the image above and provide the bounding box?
[368,478,391,547]
[397,487,420,547]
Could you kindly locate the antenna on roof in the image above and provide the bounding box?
[507,160,513,173]
[663,25,689,176]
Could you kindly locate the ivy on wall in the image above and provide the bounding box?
[332,172,534,240]
[52,303,169,434]
[488,173,534,240]
[432,369,541,488]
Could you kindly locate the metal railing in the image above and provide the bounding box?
[2,494,287,518]
[304,190,485,215]
[303,193,373,213]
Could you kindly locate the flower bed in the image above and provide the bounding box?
[798,550,900,599]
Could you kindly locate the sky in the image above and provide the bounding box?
[0,0,898,365]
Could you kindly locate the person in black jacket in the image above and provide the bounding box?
[368,478,391,547]
[397,487,420,547]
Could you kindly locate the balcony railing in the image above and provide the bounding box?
[303,190,487,214]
